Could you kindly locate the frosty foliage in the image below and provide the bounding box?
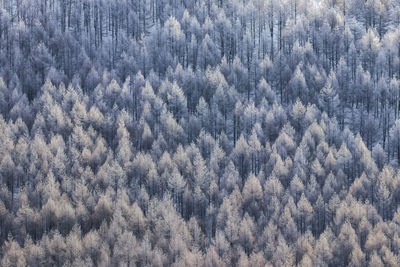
[1,0,400,266]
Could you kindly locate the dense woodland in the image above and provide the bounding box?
[2,0,400,266]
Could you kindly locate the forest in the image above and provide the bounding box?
[1,0,400,266]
